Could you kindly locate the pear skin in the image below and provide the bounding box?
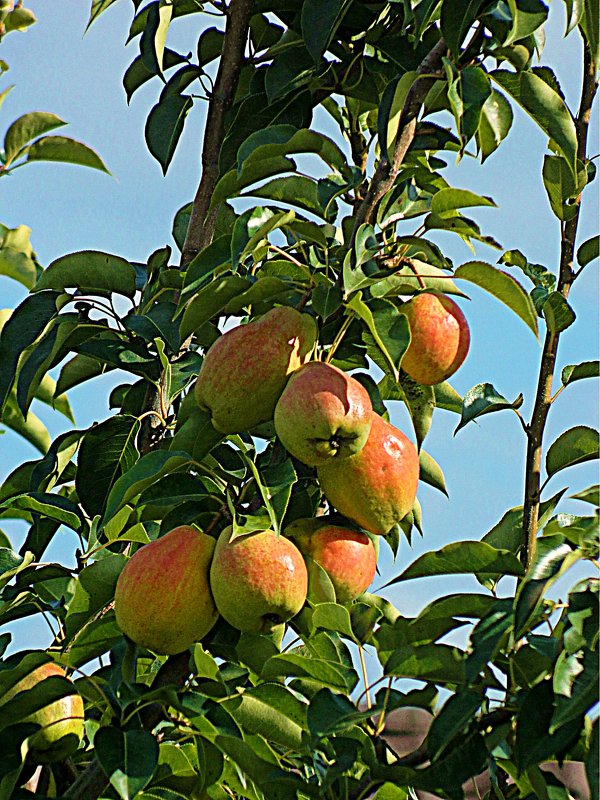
[317,412,419,535]
[400,293,470,385]
[287,518,377,603]
[274,362,373,466]
[114,526,218,655]
[210,527,308,634]
[195,306,317,433]
[0,662,84,763]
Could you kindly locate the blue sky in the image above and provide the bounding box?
[0,2,598,659]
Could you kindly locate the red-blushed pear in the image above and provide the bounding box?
[209,527,308,634]
[195,306,317,433]
[114,526,218,655]
[317,412,419,535]
[274,361,373,466]
[400,292,470,385]
[286,517,378,603]
[0,662,84,763]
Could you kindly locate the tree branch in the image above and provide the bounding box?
[181,0,253,266]
[349,38,447,248]
[521,40,597,569]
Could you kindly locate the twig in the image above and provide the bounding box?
[521,40,597,569]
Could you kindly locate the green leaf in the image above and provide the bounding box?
[446,64,492,147]
[87,0,119,30]
[0,290,61,411]
[433,381,463,414]
[3,112,66,164]
[27,136,110,173]
[587,719,599,800]
[580,0,599,66]
[430,188,496,217]
[542,291,576,334]
[385,541,524,586]
[385,642,465,684]
[64,554,126,639]
[246,175,333,221]
[103,451,191,523]
[348,294,410,383]
[419,449,448,496]
[95,727,159,800]
[140,0,172,74]
[311,603,356,640]
[426,689,483,760]
[313,284,343,319]
[76,415,140,518]
[223,684,306,750]
[570,484,599,505]
[552,647,598,731]
[179,276,251,341]
[301,0,351,61]
[455,382,524,433]
[542,154,580,220]
[492,69,578,175]
[465,600,513,681]
[0,224,38,289]
[561,360,599,386]
[262,652,357,693]
[35,251,137,297]
[0,492,83,531]
[577,235,599,267]
[440,0,486,55]
[1,398,51,454]
[454,261,538,337]
[477,89,513,161]
[546,426,600,478]
[145,94,193,175]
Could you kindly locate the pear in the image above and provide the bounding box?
[317,412,419,535]
[114,525,218,655]
[286,517,377,603]
[195,306,317,433]
[0,662,84,763]
[274,362,373,466]
[209,527,308,634]
[400,292,470,385]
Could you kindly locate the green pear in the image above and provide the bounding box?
[286,517,377,603]
[195,306,317,433]
[114,525,218,655]
[274,361,373,466]
[400,292,470,385]
[210,527,308,634]
[317,412,419,535]
[0,662,84,763]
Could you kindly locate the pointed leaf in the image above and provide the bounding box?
[95,727,159,800]
[454,261,538,337]
[27,136,110,173]
[145,94,193,175]
[577,235,599,268]
[35,251,137,297]
[430,188,496,217]
[3,112,66,163]
[546,426,599,478]
[455,382,524,433]
[561,360,599,386]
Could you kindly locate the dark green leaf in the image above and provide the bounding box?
[262,652,357,693]
[542,154,580,220]
[561,360,599,386]
[76,415,140,517]
[455,382,524,433]
[465,600,513,681]
[246,175,334,221]
[301,0,351,61]
[546,426,599,478]
[64,554,126,639]
[577,235,599,267]
[35,251,136,296]
[179,276,251,341]
[542,291,576,334]
[385,541,524,585]
[0,492,83,531]
[441,0,486,54]
[95,727,159,800]
[312,284,343,319]
[426,689,483,760]
[385,642,465,685]
[477,89,513,161]
[145,94,193,175]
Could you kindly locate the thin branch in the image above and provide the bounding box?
[521,40,597,569]
[181,0,253,266]
[349,38,447,249]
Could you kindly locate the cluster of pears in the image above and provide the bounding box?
[115,295,469,654]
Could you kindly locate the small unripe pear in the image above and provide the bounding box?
[0,662,84,763]
[210,527,308,634]
[114,526,218,655]
[195,306,317,433]
[400,292,470,385]
[274,362,372,466]
[317,412,419,535]
[287,518,377,603]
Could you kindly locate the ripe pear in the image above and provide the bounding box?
[286,517,377,603]
[210,527,308,634]
[317,412,419,535]
[274,362,373,466]
[195,306,317,433]
[400,292,470,385]
[114,525,218,655]
[0,662,84,763]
